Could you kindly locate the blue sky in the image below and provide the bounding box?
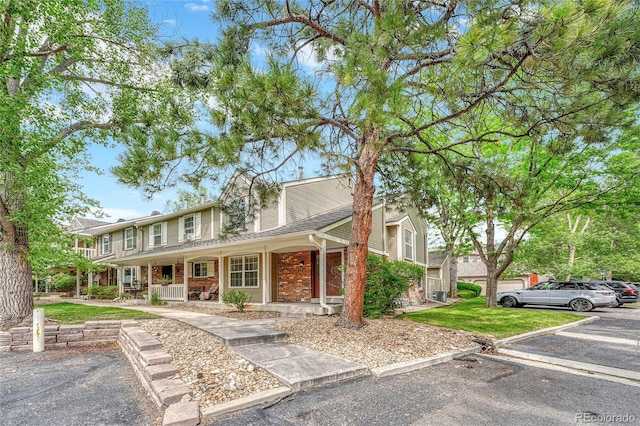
[81,1,221,221]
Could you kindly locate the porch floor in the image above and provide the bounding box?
[251,302,343,317]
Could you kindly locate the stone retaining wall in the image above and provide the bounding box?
[0,321,121,352]
[1,320,199,426]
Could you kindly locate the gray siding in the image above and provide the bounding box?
[387,226,398,261]
[326,220,351,241]
[200,209,212,240]
[166,218,179,246]
[408,209,428,264]
[369,207,384,252]
[260,199,279,230]
[285,178,352,224]
[212,209,221,239]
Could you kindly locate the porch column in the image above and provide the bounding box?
[319,238,327,306]
[262,246,268,304]
[147,261,152,288]
[183,256,189,302]
[117,268,124,294]
[218,252,224,304]
[76,269,81,297]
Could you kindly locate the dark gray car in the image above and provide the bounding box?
[497,280,616,312]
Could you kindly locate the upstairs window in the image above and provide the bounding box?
[123,227,136,250]
[149,222,167,248]
[179,213,201,243]
[404,229,414,261]
[101,233,111,255]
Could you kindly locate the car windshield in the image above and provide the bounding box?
[583,283,606,290]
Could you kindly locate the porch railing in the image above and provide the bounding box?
[74,247,97,258]
[150,284,184,301]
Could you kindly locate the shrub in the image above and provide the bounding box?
[363,255,424,318]
[150,290,164,306]
[82,285,119,299]
[52,273,76,294]
[456,289,477,299]
[223,289,252,312]
[457,281,482,297]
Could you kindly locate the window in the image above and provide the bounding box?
[124,227,136,250]
[101,233,111,255]
[184,214,195,240]
[462,256,470,263]
[229,255,259,288]
[123,266,138,285]
[152,223,162,247]
[193,262,208,277]
[404,229,414,260]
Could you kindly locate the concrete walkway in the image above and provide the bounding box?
[77,302,368,392]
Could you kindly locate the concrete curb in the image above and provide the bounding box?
[201,386,292,420]
[494,316,599,347]
[371,346,482,378]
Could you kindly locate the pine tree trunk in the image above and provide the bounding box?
[336,139,379,329]
[0,247,33,329]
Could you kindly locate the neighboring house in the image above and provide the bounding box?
[69,174,430,314]
[426,251,451,297]
[457,253,534,295]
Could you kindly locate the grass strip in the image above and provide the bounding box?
[35,302,159,324]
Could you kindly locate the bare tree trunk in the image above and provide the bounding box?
[485,258,499,307]
[336,140,379,329]
[0,248,33,329]
[448,252,458,298]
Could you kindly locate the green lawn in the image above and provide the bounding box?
[402,297,582,338]
[35,302,159,324]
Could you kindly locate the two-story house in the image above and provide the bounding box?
[73,174,430,314]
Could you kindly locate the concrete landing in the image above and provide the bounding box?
[206,326,287,346]
[233,342,368,391]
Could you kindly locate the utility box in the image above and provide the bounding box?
[434,291,448,303]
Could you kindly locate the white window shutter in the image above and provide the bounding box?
[148,225,154,249]
[187,262,193,278]
[195,212,202,239]
[162,222,168,246]
[178,217,184,243]
[206,261,214,277]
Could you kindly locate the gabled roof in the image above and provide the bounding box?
[457,260,488,278]
[68,217,112,232]
[428,252,448,268]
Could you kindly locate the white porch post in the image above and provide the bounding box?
[117,268,123,294]
[183,256,189,302]
[218,252,224,304]
[147,261,152,287]
[319,238,327,306]
[76,269,81,297]
[262,246,268,304]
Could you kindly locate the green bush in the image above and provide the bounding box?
[457,281,482,297]
[363,255,425,318]
[52,273,76,294]
[456,289,477,299]
[222,289,252,312]
[150,290,164,306]
[82,285,119,299]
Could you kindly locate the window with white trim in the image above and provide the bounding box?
[229,255,258,288]
[101,233,111,255]
[152,223,162,247]
[123,266,138,285]
[124,227,136,250]
[193,262,208,278]
[184,214,195,240]
[462,256,470,263]
[404,229,414,260]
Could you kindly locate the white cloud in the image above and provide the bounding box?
[162,19,177,26]
[184,2,210,12]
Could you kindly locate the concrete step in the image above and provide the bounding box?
[233,342,368,391]
[208,326,287,347]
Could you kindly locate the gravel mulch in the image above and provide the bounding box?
[138,304,486,411]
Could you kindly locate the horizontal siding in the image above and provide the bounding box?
[369,207,384,252]
[326,220,351,241]
[261,199,279,230]
[200,209,212,240]
[387,226,398,261]
[285,178,352,223]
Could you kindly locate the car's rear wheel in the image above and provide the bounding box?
[569,298,593,312]
[501,296,518,308]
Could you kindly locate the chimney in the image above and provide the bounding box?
[298,166,303,181]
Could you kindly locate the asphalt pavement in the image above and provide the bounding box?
[0,344,160,426]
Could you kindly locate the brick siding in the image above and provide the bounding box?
[277,251,313,302]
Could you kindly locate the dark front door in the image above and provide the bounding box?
[161,265,173,281]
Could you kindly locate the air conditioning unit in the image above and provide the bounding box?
[184,234,194,241]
